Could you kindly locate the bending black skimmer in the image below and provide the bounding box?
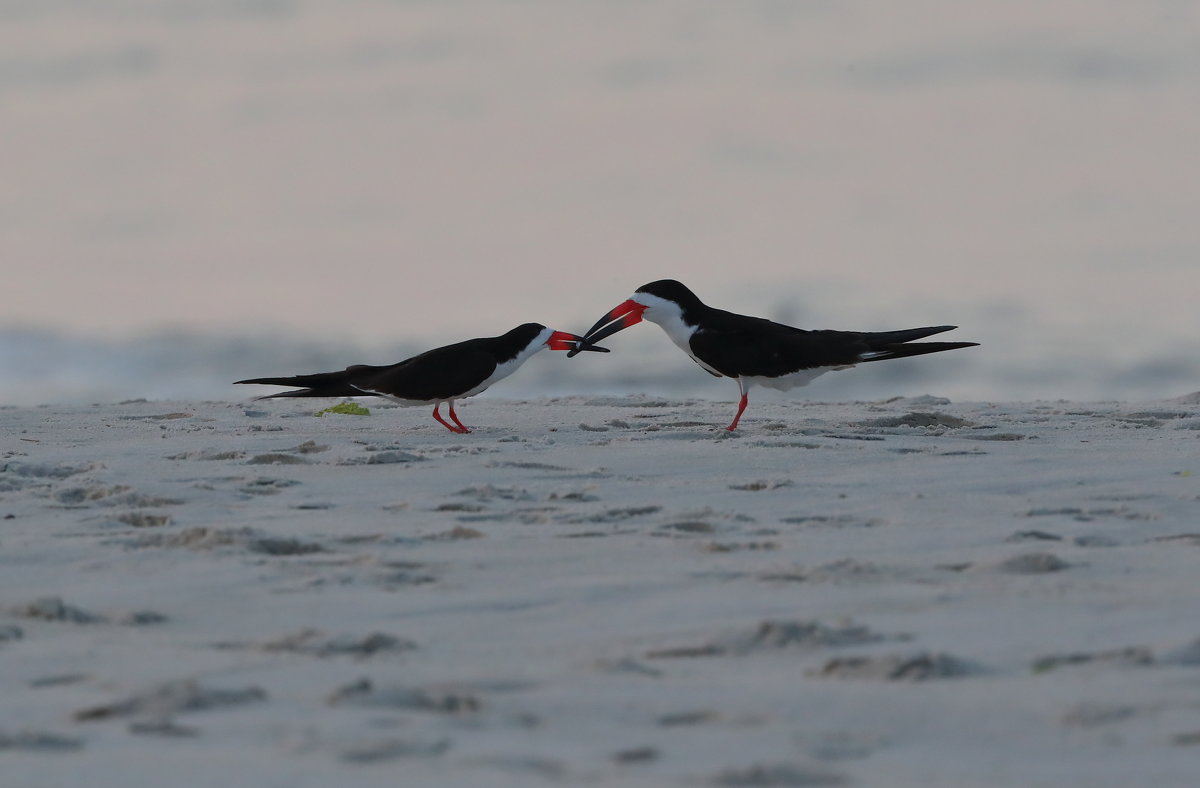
[569,280,977,431]
[236,323,606,433]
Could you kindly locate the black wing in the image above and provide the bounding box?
[690,328,866,378]
[689,314,968,378]
[353,342,498,401]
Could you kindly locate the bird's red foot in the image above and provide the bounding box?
[725,394,748,431]
[432,405,469,434]
[447,404,471,433]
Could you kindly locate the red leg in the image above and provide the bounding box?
[726,394,748,431]
[447,401,470,433]
[726,380,749,431]
[432,403,466,433]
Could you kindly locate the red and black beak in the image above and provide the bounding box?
[546,330,609,353]
[566,299,647,358]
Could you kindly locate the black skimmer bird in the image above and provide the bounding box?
[236,323,606,433]
[568,280,978,431]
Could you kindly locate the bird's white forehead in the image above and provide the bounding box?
[632,292,682,316]
[630,291,696,348]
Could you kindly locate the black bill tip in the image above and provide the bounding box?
[567,340,608,357]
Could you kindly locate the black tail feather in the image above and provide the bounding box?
[860,325,959,347]
[860,341,979,363]
[234,369,373,399]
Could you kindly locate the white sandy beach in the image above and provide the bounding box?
[3,394,1200,786]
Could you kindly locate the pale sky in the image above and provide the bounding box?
[4,1,1198,373]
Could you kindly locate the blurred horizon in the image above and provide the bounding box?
[3,0,1198,405]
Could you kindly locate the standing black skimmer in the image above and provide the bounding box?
[568,280,978,431]
[236,323,606,433]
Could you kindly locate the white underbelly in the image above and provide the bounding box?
[358,391,436,407]
[354,387,486,406]
[686,353,724,377]
[742,365,851,391]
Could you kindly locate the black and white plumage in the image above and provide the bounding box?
[569,279,978,431]
[236,323,605,433]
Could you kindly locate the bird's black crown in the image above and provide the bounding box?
[634,279,705,310]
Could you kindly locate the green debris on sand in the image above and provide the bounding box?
[315,402,371,417]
